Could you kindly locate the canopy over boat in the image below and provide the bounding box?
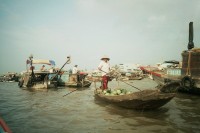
[27,59,56,66]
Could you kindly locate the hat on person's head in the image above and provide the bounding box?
[101,55,110,61]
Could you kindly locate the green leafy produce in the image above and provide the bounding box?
[116,89,121,95]
[105,93,110,96]
[102,88,131,96]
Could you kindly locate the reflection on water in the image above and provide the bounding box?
[0,78,200,133]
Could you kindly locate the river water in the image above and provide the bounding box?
[0,78,200,133]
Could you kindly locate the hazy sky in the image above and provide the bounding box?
[0,0,200,73]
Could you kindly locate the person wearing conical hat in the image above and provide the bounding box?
[98,55,111,90]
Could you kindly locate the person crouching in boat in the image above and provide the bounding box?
[98,55,111,90]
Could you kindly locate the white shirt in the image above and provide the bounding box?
[72,67,78,74]
[98,61,110,76]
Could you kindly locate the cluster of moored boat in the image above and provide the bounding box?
[0,72,19,82]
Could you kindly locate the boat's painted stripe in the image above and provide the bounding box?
[0,118,12,133]
[140,66,162,77]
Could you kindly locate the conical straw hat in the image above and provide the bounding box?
[101,55,110,60]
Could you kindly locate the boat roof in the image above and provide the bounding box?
[26,59,55,66]
[21,70,57,74]
[32,59,56,66]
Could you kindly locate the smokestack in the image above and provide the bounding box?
[188,22,194,50]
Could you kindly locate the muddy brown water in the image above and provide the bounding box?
[0,78,200,133]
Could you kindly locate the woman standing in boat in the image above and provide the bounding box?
[98,55,111,90]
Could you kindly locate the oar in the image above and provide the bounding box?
[99,69,141,91]
[50,56,71,81]
[119,80,141,91]
[63,89,77,97]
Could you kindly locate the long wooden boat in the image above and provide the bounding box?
[58,72,92,87]
[140,65,200,95]
[140,66,181,85]
[94,86,176,110]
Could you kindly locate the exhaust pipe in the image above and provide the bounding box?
[188,22,194,50]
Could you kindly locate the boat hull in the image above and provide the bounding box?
[94,89,175,110]
[0,117,12,133]
[61,81,92,88]
[140,66,200,95]
[58,73,92,88]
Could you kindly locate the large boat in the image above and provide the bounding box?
[18,55,71,89]
[140,64,181,85]
[94,83,176,110]
[140,22,200,95]
[0,72,19,82]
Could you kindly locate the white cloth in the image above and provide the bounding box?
[72,67,78,74]
[98,61,110,76]
[49,68,54,73]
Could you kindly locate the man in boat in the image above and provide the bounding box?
[72,65,80,82]
[40,65,46,71]
[72,65,78,74]
[98,55,111,90]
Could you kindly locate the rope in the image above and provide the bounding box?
[186,51,192,76]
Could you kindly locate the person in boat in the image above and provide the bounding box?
[72,65,80,82]
[40,65,46,71]
[98,55,111,90]
[72,65,78,74]
[49,67,55,73]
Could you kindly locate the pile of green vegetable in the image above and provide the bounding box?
[103,89,132,96]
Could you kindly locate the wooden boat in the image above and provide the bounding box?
[18,55,70,89]
[0,117,12,133]
[58,71,92,87]
[19,71,58,89]
[128,76,143,80]
[140,66,181,85]
[94,85,176,110]
[140,22,200,95]
[0,72,19,82]
[18,58,58,89]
